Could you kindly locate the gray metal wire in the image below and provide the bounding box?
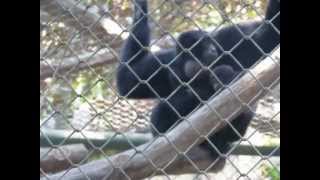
[40,0,280,179]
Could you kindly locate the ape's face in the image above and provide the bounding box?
[177,30,219,79]
[177,30,219,66]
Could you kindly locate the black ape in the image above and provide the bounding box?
[116,0,279,158]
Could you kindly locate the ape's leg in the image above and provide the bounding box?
[200,110,254,155]
[211,64,252,143]
[150,88,204,136]
[200,65,254,155]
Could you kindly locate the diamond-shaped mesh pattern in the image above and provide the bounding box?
[41,0,279,179]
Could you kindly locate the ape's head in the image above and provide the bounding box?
[176,30,220,79]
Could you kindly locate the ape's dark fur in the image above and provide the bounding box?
[116,0,279,158]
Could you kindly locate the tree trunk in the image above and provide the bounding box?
[40,144,89,175]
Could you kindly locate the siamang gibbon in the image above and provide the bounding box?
[116,0,279,160]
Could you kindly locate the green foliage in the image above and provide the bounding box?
[261,163,280,180]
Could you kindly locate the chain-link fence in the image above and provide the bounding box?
[40,0,280,179]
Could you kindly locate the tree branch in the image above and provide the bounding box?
[40,49,119,80]
[40,128,279,156]
[41,51,279,180]
[40,144,89,175]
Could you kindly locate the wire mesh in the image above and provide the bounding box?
[40,0,280,179]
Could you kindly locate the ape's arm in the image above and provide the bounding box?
[116,0,174,99]
[254,0,280,53]
[120,0,150,61]
[265,0,280,31]
[211,0,279,70]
